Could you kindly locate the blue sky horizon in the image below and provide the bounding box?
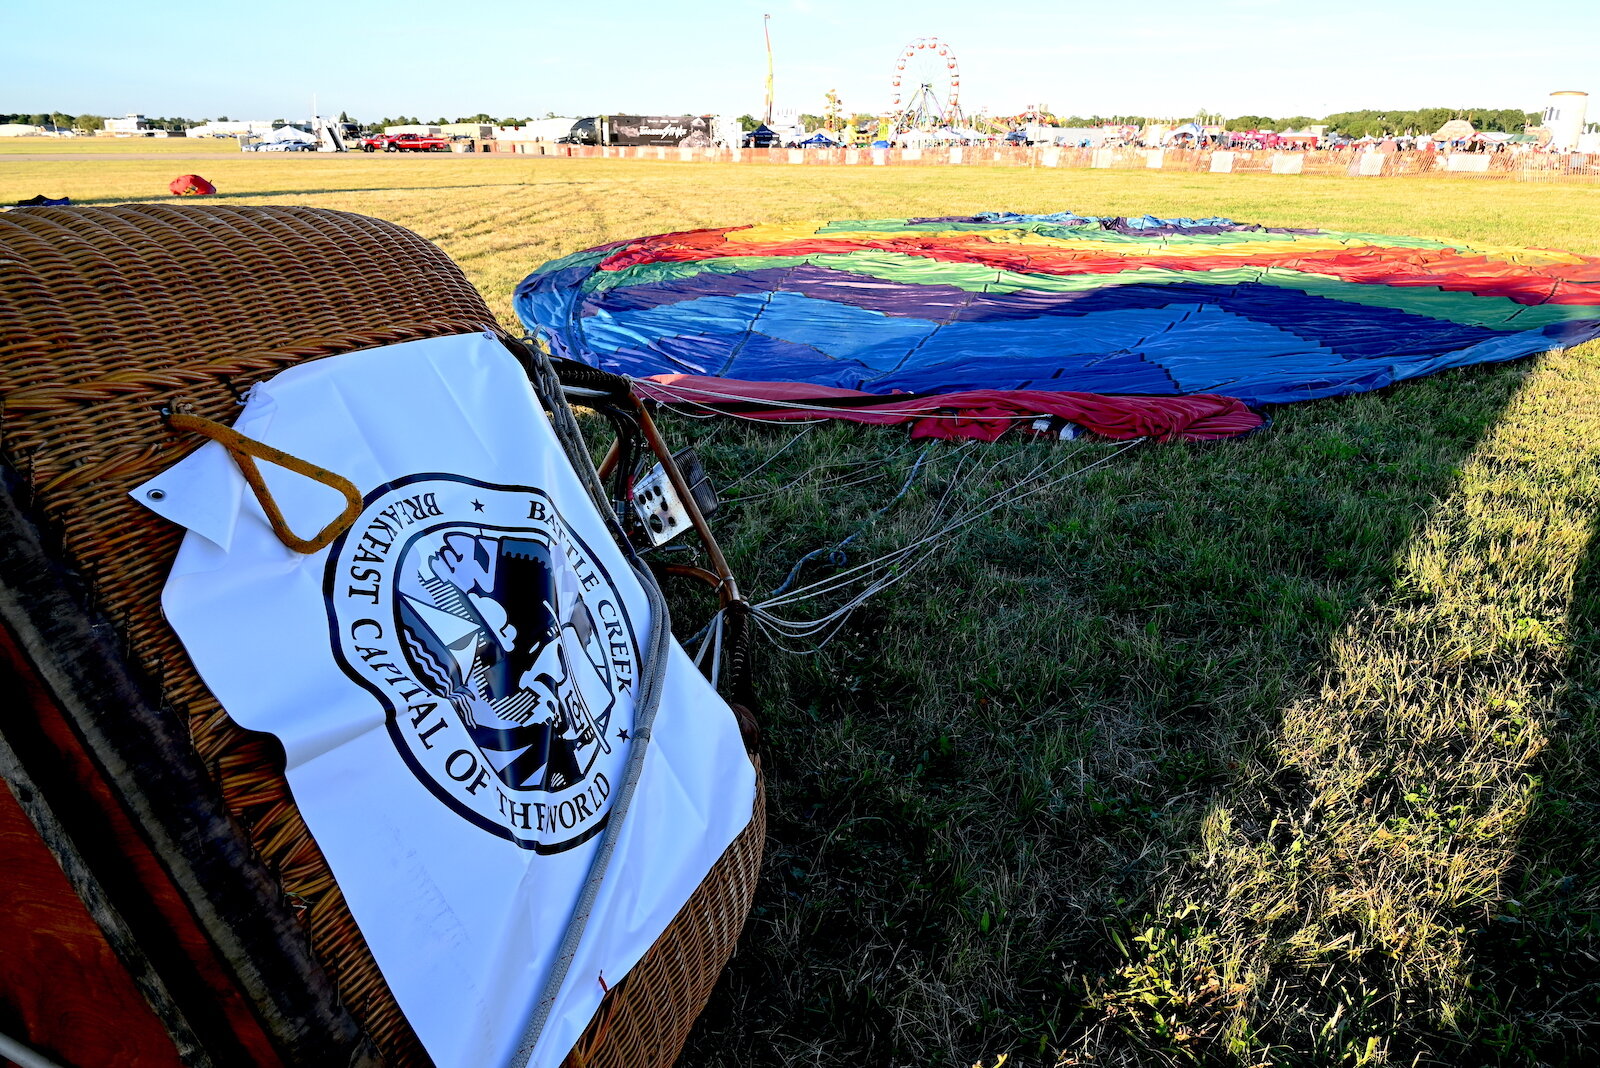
[5,0,1596,123]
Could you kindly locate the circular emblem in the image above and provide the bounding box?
[325,475,639,852]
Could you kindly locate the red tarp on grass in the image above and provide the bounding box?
[169,174,216,196]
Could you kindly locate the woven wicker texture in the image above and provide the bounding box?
[562,779,765,1068]
[0,204,764,1067]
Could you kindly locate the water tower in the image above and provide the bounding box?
[1541,90,1588,151]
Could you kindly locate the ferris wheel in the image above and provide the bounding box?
[890,36,962,129]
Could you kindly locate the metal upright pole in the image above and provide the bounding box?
[763,14,774,126]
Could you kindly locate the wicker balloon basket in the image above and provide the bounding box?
[0,204,763,1067]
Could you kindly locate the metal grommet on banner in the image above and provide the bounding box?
[166,411,363,554]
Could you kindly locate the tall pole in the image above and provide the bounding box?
[763,14,774,126]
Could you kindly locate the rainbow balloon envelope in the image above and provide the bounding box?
[515,212,1600,436]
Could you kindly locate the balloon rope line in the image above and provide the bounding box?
[721,423,818,490]
[748,439,1142,653]
[728,440,921,505]
[757,445,1105,614]
[643,379,1047,423]
[753,445,1110,623]
[767,446,931,597]
[650,389,835,425]
[757,443,1071,609]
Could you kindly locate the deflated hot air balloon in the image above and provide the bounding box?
[515,212,1600,440]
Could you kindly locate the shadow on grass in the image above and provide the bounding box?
[1444,510,1600,1065]
[1056,344,1600,1068]
[669,358,1537,1068]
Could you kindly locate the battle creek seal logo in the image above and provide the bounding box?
[324,474,639,852]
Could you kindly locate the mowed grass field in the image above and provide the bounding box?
[6,145,1600,1067]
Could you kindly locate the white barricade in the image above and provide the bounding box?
[1271,153,1305,174]
[1145,150,1164,169]
[788,148,804,164]
[872,148,887,166]
[1042,147,1060,167]
[902,148,922,161]
[1209,152,1235,173]
[1091,148,1114,169]
[1358,152,1386,176]
[949,146,963,165]
[1446,153,1491,173]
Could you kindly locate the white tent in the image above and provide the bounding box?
[502,117,579,142]
[264,125,316,143]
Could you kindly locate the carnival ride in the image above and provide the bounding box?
[890,36,961,131]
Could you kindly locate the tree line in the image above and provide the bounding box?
[3,112,106,132]
[373,114,556,129]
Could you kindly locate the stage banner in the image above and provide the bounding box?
[134,333,756,1068]
[607,114,714,148]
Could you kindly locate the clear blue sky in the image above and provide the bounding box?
[5,0,1596,122]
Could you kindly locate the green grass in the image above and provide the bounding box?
[0,136,239,154]
[12,153,1600,1067]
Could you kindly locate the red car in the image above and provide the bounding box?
[360,133,452,153]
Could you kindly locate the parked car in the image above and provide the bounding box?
[242,139,316,152]
[360,133,452,153]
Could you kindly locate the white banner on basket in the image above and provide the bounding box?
[134,333,756,1068]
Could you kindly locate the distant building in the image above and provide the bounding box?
[1540,90,1589,151]
[105,113,149,136]
[189,120,277,138]
[439,122,493,139]
[497,118,580,142]
[0,122,76,137]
